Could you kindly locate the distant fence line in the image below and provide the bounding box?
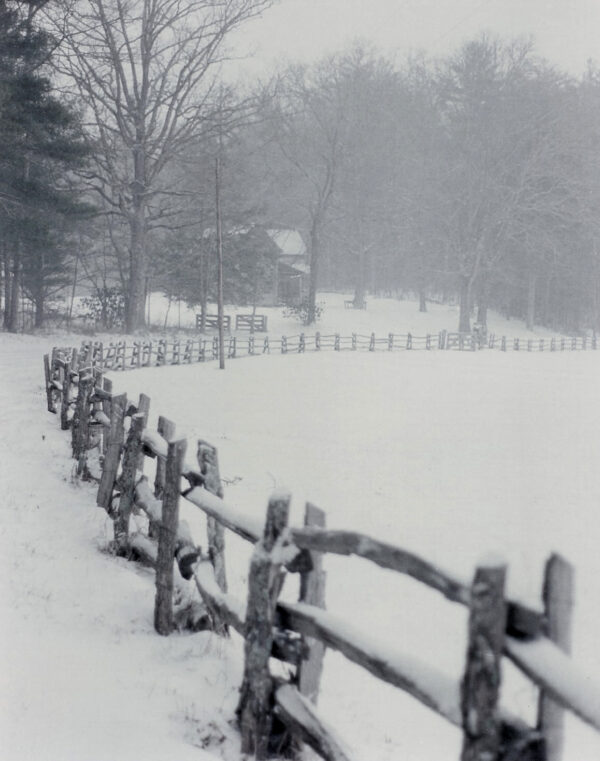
[53,329,599,374]
[41,345,600,761]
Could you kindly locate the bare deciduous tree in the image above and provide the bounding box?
[52,0,274,331]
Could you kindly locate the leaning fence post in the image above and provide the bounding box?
[198,441,228,594]
[154,437,187,635]
[97,393,127,510]
[537,554,574,761]
[237,490,291,759]
[114,412,145,553]
[297,503,327,704]
[461,558,507,761]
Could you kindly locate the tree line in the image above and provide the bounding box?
[2,0,600,334]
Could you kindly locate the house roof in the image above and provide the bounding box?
[267,229,307,258]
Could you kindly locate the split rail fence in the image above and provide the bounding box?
[42,331,599,379]
[42,343,600,761]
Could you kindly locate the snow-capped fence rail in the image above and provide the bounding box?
[43,346,600,761]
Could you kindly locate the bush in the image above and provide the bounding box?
[80,287,125,329]
[282,299,324,325]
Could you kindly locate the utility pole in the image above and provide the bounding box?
[215,152,225,370]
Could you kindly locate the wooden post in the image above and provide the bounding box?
[60,362,72,430]
[297,503,327,704]
[97,393,127,510]
[197,441,227,593]
[101,377,112,455]
[154,438,187,635]
[154,416,176,500]
[43,354,55,412]
[537,554,574,761]
[114,413,146,553]
[135,393,151,470]
[461,559,507,761]
[238,491,291,759]
[72,372,92,460]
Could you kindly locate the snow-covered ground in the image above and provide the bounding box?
[141,291,561,339]
[1,296,600,761]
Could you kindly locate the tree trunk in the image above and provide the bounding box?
[458,276,472,333]
[307,223,320,325]
[8,246,20,333]
[3,256,12,329]
[34,289,44,328]
[125,127,147,333]
[126,203,147,332]
[419,289,427,313]
[526,272,537,331]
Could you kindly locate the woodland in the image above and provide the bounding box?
[2,0,600,334]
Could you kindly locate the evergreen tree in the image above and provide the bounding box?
[0,0,89,330]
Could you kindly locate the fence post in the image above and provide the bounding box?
[501,336,507,352]
[136,393,151,470]
[299,333,305,353]
[315,332,320,350]
[60,361,72,430]
[297,503,327,704]
[97,393,127,510]
[238,490,291,759]
[334,334,340,351]
[72,371,92,462]
[388,333,393,351]
[537,554,574,761]
[43,354,55,412]
[154,438,187,635]
[101,377,112,455]
[197,441,228,594]
[114,412,145,553]
[154,416,176,501]
[352,333,357,350]
[461,559,507,761]
[369,332,375,351]
[407,332,412,350]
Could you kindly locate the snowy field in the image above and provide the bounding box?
[1,295,600,761]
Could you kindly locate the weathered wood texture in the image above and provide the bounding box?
[97,393,127,510]
[135,393,151,470]
[275,685,355,761]
[289,527,542,639]
[238,491,291,759]
[197,441,227,594]
[278,600,462,726]
[114,413,145,552]
[537,554,574,761]
[60,362,72,429]
[460,562,507,761]
[43,354,55,412]
[74,374,94,477]
[297,503,327,704]
[154,416,175,501]
[154,438,187,635]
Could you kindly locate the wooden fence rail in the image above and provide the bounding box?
[64,332,598,378]
[42,346,600,761]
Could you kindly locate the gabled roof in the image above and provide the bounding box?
[266,229,307,258]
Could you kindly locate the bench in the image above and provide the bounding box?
[344,299,367,309]
[235,314,268,332]
[196,314,231,331]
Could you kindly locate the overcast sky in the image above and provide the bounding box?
[228,0,600,79]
